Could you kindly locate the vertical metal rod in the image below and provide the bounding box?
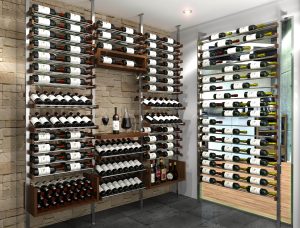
[138,13,144,34]
[91,203,96,225]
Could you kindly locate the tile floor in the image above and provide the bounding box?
[45,193,292,228]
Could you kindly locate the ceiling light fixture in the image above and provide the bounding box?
[182,9,192,15]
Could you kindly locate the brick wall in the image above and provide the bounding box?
[0,0,172,227]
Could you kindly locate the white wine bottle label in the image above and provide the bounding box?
[167,54,174,60]
[202,160,211,166]
[37,155,51,164]
[126,60,135,67]
[128,160,136,167]
[249,110,260,117]
[70,56,81,64]
[38,144,51,152]
[118,162,126,169]
[167,62,174,68]
[249,148,262,156]
[153,115,160,121]
[37,52,50,60]
[69,163,81,171]
[202,77,211,83]
[245,34,257,41]
[201,135,210,141]
[102,56,112,64]
[224,154,235,161]
[101,164,109,172]
[249,177,261,185]
[224,137,234,144]
[223,66,234,72]
[38,132,51,141]
[246,91,259,98]
[224,172,234,179]
[167,77,174,84]
[224,163,234,170]
[143,99,150,105]
[123,161,131,168]
[75,115,82,123]
[149,51,157,57]
[202,167,212,174]
[201,127,210,133]
[70,78,81,86]
[249,62,262,69]
[72,95,80,101]
[167,38,174,44]
[166,127,174,133]
[166,135,174,140]
[149,144,157,151]
[113,181,121,189]
[148,152,157,159]
[224,101,234,108]
[134,177,142,184]
[202,176,212,183]
[112,120,119,131]
[167,46,174,52]
[50,116,60,124]
[148,136,157,142]
[37,40,50,49]
[38,167,51,175]
[240,54,251,61]
[249,100,261,107]
[226,47,237,54]
[69,152,81,160]
[248,71,261,78]
[125,27,134,34]
[70,13,81,22]
[70,46,81,53]
[149,59,157,65]
[216,40,227,47]
[224,181,234,188]
[101,183,110,192]
[249,167,261,175]
[96,165,103,173]
[102,43,112,50]
[149,68,157,74]
[165,70,173,76]
[112,162,121,169]
[70,35,81,43]
[202,101,211,108]
[38,64,50,72]
[232,82,244,89]
[149,76,157,83]
[224,74,235,81]
[37,5,50,14]
[129,178,137,185]
[126,37,134,43]
[166,151,174,157]
[39,94,48,101]
[223,110,234,116]
[239,26,250,33]
[37,17,50,26]
[102,32,111,39]
[70,142,81,150]
[149,42,157,48]
[149,33,157,40]
[107,163,115,171]
[118,180,126,188]
[224,128,233,134]
[223,145,233,152]
[64,95,72,102]
[59,116,68,123]
[249,157,261,165]
[201,45,209,51]
[67,116,76,123]
[101,21,111,29]
[48,94,56,101]
[167,86,174,92]
[70,67,81,75]
[210,33,220,40]
[201,119,210,125]
[70,24,81,33]
[80,96,89,103]
[249,186,261,194]
[146,115,153,121]
[70,131,81,139]
[126,47,134,54]
[202,51,210,59]
[202,60,211,67]
[202,152,211,158]
[39,117,49,125]
[133,159,142,166]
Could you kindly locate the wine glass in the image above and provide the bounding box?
[102,115,109,126]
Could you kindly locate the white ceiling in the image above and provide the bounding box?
[61,0,277,31]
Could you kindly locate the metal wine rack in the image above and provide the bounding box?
[197,21,284,225]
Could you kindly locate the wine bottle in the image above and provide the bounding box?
[199,119,223,125]
[246,71,277,79]
[221,172,240,181]
[245,176,271,186]
[200,159,216,167]
[209,32,232,41]
[246,157,275,166]
[213,93,238,99]
[225,46,251,54]
[215,39,239,47]
[222,65,246,73]
[64,163,86,171]
[32,4,56,15]
[247,61,277,69]
[236,24,258,33]
[31,166,56,176]
[30,132,56,141]
[245,167,275,176]
[220,163,240,171]
[218,180,240,189]
[60,12,86,23]
[200,85,223,92]
[243,31,274,42]
[244,91,273,98]
[200,175,216,184]
[200,167,216,175]
[30,155,56,164]
[247,119,276,127]
[246,186,276,196]
[112,107,120,134]
[220,128,247,135]
[166,162,174,180]
[231,82,258,90]
[32,16,56,26]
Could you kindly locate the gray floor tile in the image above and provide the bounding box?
[152,192,188,204]
[167,197,201,212]
[100,216,148,228]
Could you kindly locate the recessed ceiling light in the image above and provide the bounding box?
[182,9,192,15]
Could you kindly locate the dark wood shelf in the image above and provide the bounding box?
[95,131,148,140]
[95,48,147,73]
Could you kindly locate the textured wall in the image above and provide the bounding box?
[0,0,172,227]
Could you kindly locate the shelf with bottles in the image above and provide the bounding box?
[144,150,182,160]
[96,36,144,49]
[30,156,93,168]
[95,48,147,73]
[100,169,146,179]
[199,85,278,94]
[29,146,95,156]
[198,110,277,119]
[144,33,182,47]
[28,80,96,90]
[145,41,182,55]
[28,125,98,133]
[28,103,98,109]
[198,92,277,102]
[27,173,98,216]
[101,187,146,199]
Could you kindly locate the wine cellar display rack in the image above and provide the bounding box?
[197,21,284,224]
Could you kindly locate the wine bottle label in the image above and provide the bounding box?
[149,42,157,48]
[202,152,211,158]
[118,180,126,188]
[166,127,174,132]
[70,46,81,53]
[37,155,51,164]
[245,34,257,41]
[167,54,174,60]
[224,163,234,170]
[167,46,174,52]
[50,116,60,124]
[216,40,227,47]
[123,161,131,168]
[156,99,163,105]
[37,40,50,49]
[201,135,210,141]
[101,31,111,39]
[249,177,261,185]
[64,95,72,102]
[232,82,244,89]
[69,152,81,160]
[153,115,160,121]
[70,35,81,43]
[37,167,51,175]
[240,54,251,61]
[112,162,121,170]
[167,62,174,68]
[201,127,210,133]
[123,179,132,187]
[223,172,234,179]
[202,77,211,83]
[143,127,151,133]
[103,56,112,64]
[150,76,158,83]
[224,101,234,108]
[37,51,50,60]
[202,84,211,92]
[133,159,142,166]
[148,136,157,142]
[249,186,261,194]
[70,78,81,86]
[201,45,209,51]
[166,135,174,140]
[134,177,142,184]
[223,66,234,72]
[201,119,210,125]
[143,99,150,105]
[149,51,156,57]
[113,181,121,189]
[72,95,80,101]
[223,110,234,116]
[249,100,260,107]
[223,145,233,152]
[249,62,261,69]
[166,38,174,44]
[224,137,234,143]
[248,72,261,78]
[70,56,81,64]
[202,101,211,108]
[70,13,81,22]
[224,154,235,161]
[249,148,262,156]
[96,165,103,173]
[149,33,157,40]
[224,181,234,188]
[249,110,261,117]
[69,142,81,150]
[129,178,137,185]
[39,94,48,101]
[167,86,174,92]
[224,74,235,81]
[70,131,81,139]
[107,182,115,190]
[148,85,157,91]
[70,67,81,75]
[101,164,109,172]
[39,117,49,124]
[70,24,81,33]
[125,37,134,44]
[37,132,51,141]
[202,167,211,174]
[59,116,67,123]
[166,143,174,149]
[246,91,258,98]
[210,33,220,40]
[38,144,51,152]
[80,96,89,102]
[238,26,250,33]
[128,160,136,167]
[107,163,115,171]
[125,27,134,34]
[249,157,261,165]
[202,160,211,166]
[151,172,155,183]
[48,94,56,101]
[75,116,82,124]
[82,116,91,123]
[202,176,211,183]
[38,63,51,72]
[167,70,174,76]
[112,120,119,131]
[224,128,233,134]
[101,42,112,50]
[226,47,237,54]
[202,51,210,59]
[67,116,76,123]
[36,5,51,14]
[117,162,125,169]
[149,68,157,74]
[202,60,211,67]
[101,183,110,191]
[149,59,157,65]
[37,17,50,26]
[149,144,157,151]
[126,47,134,54]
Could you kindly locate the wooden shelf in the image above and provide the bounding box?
[95,131,148,140]
[95,48,147,73]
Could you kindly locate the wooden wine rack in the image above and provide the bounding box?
[197,21,290,224]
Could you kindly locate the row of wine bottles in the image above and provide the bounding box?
[147,59,181,69]
[201,109,276,117]
[144,113,183,124]
[30,75,89,87]
[143,75,181,85]
[207,146,271,156]
[150,159,178,184]
[99,176,144,197]
[30,63,92,75]
[95,139,142,156]
[143,134,179,142]
[147,50,181,61]
[200,160,276,176]
[200,167,276,186]
[145,150,175,159]
[142,126,180,133]
[199,118,276,127]
[31,91,92,105]
[96,159,144,176]
[30,152,92,164]
[30,141,93,153]
[97,42,145,55]
[200,99,276,108]
[142,97,182,107]
[199,127,248,135]
[98,56,139,67]
[143,84,180,93]
[30,112,94,128]
[200,175,276,196]
[30,131,89,141]
[146,41,182,53]
[97,31,143,44]
[144,142,180,151]
[147,67,181,76]
[200,82,261,92]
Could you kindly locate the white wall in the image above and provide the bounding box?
[177,0,300,226]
